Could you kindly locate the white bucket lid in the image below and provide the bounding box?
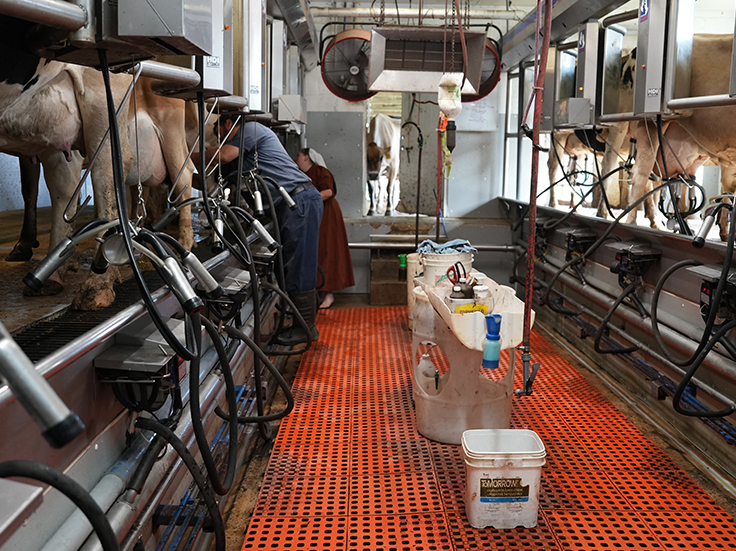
[462,429,546,460]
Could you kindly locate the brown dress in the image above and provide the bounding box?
[306,164,355,292]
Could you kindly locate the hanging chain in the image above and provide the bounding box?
[464,0,470,30]
[380,0,385,26]
[132,81,146,226]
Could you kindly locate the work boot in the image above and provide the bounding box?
[275,290,319,346]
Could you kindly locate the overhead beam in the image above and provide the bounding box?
[501,0,630,70]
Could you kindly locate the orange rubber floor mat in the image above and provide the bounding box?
[242,307,736,550]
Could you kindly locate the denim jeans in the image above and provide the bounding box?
[277,186,324,294]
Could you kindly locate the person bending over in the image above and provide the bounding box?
[295,148,354,309]
[193,116,323,345]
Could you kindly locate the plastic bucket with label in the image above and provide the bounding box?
[461,429,546,529]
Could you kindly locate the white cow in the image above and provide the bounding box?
[0,16,193,309]
[366,113,401,215]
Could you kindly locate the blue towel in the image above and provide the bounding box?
[416,239,476,254]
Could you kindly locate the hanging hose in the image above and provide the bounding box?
[651,195,736,369]
[593,278,642,355]
[650,259,704,366]
[188,313,239,495]
[0,460,120,551]
[673,318,736,418]
[134,417,225,551]
[401,120,424,248]
[97,49,197,361]
[215,324,295,423]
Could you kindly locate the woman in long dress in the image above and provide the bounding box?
[295,149,355,308]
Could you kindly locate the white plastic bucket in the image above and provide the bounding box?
[421,252,473,288]
[406,253,422,329]
[461,429,546,529]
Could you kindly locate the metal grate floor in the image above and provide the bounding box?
[242,307,736,550]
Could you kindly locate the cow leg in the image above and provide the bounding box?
[22,151,83,296]
[71,70,133,310]
[626,121,661,227]
[718,166,736,241]
[367,179,377,215]
[596,123,629,217]
[386,168,397,216]
[6,157,41,261]
[547,134,566,208]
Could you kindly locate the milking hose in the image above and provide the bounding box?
[225,204,313,356]
[215,324,295,423]
[593,278,642,355]
[651,195,736,368]
[189,314,239,495]
[0,460,119,551]
[134,417,225,551]
[98,49,197,361]
[219,204,280,439]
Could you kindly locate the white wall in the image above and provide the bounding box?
[0,154,52,212]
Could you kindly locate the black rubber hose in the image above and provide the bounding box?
[215,324,295,423]
[220,204,272,439]
[581,179,680,261]
[540,257,584,316]
[594,278,642,355]
[134,417,225,551]
[188,313,237,495]
[195,93,251,268]
[0,460,120,551]
[252,174,289,344]
[127,435,167,494]
[154,231,188,257]
[74,217,111,238]
[651,196,736,366]
[650,259,703,366]
[199,315,239,492]
[97,49,197,361]
[673,318,736,418]
[655,114,691,236]
[226,203,314,353]
[260,281,313,355]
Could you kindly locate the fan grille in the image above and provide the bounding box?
[321,29,376,102]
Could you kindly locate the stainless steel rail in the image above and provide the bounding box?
[537,260,736,400]
[0,0,86,31]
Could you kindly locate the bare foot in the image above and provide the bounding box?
[319,292,334,309]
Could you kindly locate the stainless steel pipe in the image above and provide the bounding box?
[134,61,201,90]
[667,94,736,110]
[309,7,525,20]
[0,0,86,31]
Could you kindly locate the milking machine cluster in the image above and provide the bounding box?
[0,2,309,550]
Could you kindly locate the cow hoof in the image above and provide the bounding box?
[386,209,396,216]
[6,242,36,262]
[71,269,122,311]
[367,209,376,216]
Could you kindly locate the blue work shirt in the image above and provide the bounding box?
[222,122,311,199]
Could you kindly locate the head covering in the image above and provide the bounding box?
[307,148,327,168]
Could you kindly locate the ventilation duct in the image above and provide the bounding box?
[367,27,487,94]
